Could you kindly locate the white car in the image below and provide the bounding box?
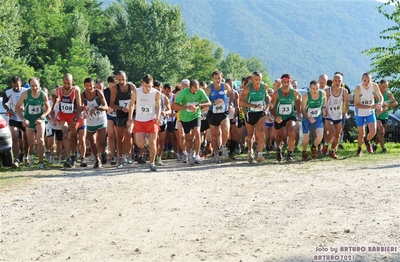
[0,113,12,167]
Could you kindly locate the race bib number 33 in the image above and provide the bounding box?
[278,104,292,115]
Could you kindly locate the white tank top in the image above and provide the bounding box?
[355,83,374,117]
[135,87,158,122]
[326,87,344,121]
[84,92,107,127]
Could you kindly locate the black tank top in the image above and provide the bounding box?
[115,84,132,119]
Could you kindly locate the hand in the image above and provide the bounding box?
[7,109,15,116]
[187,105,197,112]
[121,107,129,113]
[22,119,29,127]
[309,117,316,124]
[275,116,282,124]
[35,118,44,125]
[107,107,114,114]
[156,118,162,126]
[89,108,96,115]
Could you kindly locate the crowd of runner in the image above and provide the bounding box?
[1,70,398,171]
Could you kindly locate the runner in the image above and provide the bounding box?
[353,72,383,156]
[374,79,398,153]
[322,74,349,158]
[270,74,302,162]
[174,79,211,165]
[205,71,232,163]
[14,77,51,169]
[226,78,240,160]
[128,74,162,171]
[2,76,28,168]
[104,75,118,165]
[153,80,171,166]
[50,73,83,168]
[301,80,327,161]
[110,71,136,168]
[82,78,108,168]
[46,89,63,164]
[239,71,271,163]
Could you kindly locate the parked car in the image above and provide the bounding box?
[0,114,12,167]
[343,105,400,143]
[0,97,10,123]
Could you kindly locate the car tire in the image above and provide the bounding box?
[1,151,13,167]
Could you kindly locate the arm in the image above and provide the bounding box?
[74,87,82,121]
[162,96,171,116]
[128,89,136,121]
[155,91,161,123]
[354,86,370,110]
[110,85,120,111]
[50,88,60,116]
[14,91,27,121]
[301,93,311,121]
[239,86,255,110]
[269,91,282,123]
[373,83,383,109]
[40,93,51,119]
[343,89,349,114]
[387,91,398,109]
[97,91,108,111]
[294,90,302,119]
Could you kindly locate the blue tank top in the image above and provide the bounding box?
[209,83,228,114]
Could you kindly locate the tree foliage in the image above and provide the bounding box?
[363,0,400,101]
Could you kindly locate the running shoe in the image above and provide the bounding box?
[64,158,72,168]
[38,162,44,169]
[329,150,338,159]
[150,164,157,172]
[80,158,87,167]
[365,141,373,153]
[382,148,387,154]
[222,146,229,158]
[188,154,195,166]
[12,159,20,168]
[156,156,163,166]
[194,155,201,164]
[93,159,101,168]
[276,150,282,162]
[257,154,265,163]
[137,156,146,164]
[117,158,124,169]
[356,148,362,157]
[110,157,117,165]
[338,144,344,150]
[287,152,294,162]
[214,154,221,164]
[322,145,329,155]
[101,153,107,165]
[311,147,317,159]
[302,151,308,161]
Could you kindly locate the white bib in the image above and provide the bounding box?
[60,102,74,113]
[307,107,321,118]
[28,105,42,115]
[278,104,292,115]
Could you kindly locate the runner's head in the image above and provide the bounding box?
[280,73,292,89]
[309,80,319,95]
[251,71,262,87]
[153,80,162,91]
[318,74,328,89]
[199,81,207,90]
[63,73,73,90]
[291,79,298,89]
[362,72,372,87]
[332,74,343,88]
[29,77,40,93]
[379,79,389,93]
[189,80,200,94]
[211,71,223,86]
[181,79,190,89]
[116,70,127,86]
[95,79,104,91]
[11,75,22,91]
[141,74,153,91]
[84,77,94,91]
[163,83,172,96]
[107,75,116,88]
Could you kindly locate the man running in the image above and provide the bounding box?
[110,71,136,168]
[51,73,82,167]
[353,73,383,156]
[239,71,271,163]
[82,78,108,168]
[322,73,349,158]
[128,74,162,171]
[374,79,398,153]
[2,76,28,168]
[15,77,51,169]
[270,74,302,162]
[301,80,327,161]
[205,71,232,163]
[174,79,211,165]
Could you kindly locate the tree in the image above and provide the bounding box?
[363,0,400,102]
[102,0,188,83]
[246,56,272,86]
[220,52,250,80]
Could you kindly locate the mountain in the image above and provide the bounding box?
[102,0,394,88]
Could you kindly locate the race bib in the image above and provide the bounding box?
[60,102,74,113]
[212,99,225,114]
[278,104,292,115]
[46,125,53,136]
[307,107,321,118]
[201,111,208,120]
[119,99,130,109]
[139,104,153,115]
[229,107,235,119]
[28,105,42,115]
[249,101,264,112]
[329,105,342,118]
[108,109,117,117]
[186,102,199,112]
[360,99,373,106]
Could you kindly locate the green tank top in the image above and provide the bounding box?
[276,88,295,120]
[24,90,44,119]
[376,90,390,120]
[246,83,266,112]
[306,90,323,118]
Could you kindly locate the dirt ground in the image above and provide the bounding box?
[1,156,400,262]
